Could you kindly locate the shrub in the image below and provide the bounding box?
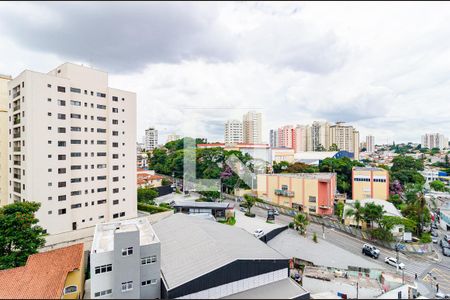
[369,228,394,242]
[313,232,318,243]
[227,217,236,226]
[137,203,170,214]
[419,233,432,244]
[244,212,256,218]
[288,222,294,229]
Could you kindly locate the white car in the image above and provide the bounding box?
[384,257,405,270]
[253,229,264,238]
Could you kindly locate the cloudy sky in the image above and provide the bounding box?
[0,2,449,144]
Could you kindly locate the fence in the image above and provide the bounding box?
[255,202,433,254]
[259,226,288,244]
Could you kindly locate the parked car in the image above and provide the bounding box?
[444,234,450,243]
[435,292,450,299]
[431,230,439,237]
[273,209,279,216]
[384,257,405,270]
[253,229,264,238]
[432,223,438,230]
[432,237,439,244]
[240,206,246,212]
[362,244,380,259]
[440,239,450,249]
[442,247,450,257]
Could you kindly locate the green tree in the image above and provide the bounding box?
[430,180,446,192]
[319,157,364,197]
[293,212,309,235]
[0,202,46,270]
[362,202,385,228]
[243,194,256,216]
[335,202,345,220]
[137,188,158,204]
[329,144,340,151]
[273,161,290,173]
[390,155,425,186]
[282,162,318,174]
[345,200,365,228]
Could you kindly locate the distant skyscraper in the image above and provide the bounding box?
[0,74,11,207]
[329,122,360,159]
[276,125,295,149]
[224,120,243,144]
[166,133,181,143]
[145,127,158,150]
[421,133,448,150]
[366,135,375,153]
[295,125,310,152]
[269,129,278,148]
[311,121,330,151]
[243,111,262,144]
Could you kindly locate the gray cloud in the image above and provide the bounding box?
[0,2,237,73]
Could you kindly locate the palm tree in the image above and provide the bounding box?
[346,200,364,228]
[293,213,309,235]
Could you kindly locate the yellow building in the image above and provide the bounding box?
[0,74,11,206]
[0,243,85,299]
[257,173,336,215]
[352,167,389,200]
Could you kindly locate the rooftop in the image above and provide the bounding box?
[261,173,336,180]
[353,167,387,172]
[345,198,402,218]
[0,243,84,299]
[172,200,231,209]
[223,278,309,299]
[91,218,159,253]
[152,213,286,290]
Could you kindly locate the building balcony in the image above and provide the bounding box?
[274,189,295,197]
[12,91,20,99]
[13,146,21,152]
[13,174,21,180]
[13,160,21,166]
[13,104,21,112]
[13,133,21,139]
[13,187,21,193]
[13,117,21,125]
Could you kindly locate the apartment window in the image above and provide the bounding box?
[121,281,133,293]
[70,113,81,119]
[121,247,133,256]
[97,188,107,192]
[71,203,82,209]
[141,255,157,265]
[58,195,67,201]
[141,279,157,287]
[47,84,52,88]
[57,100,66,106]
[58,141,66,147]
[113,199,119,205]
[94,289,112,298]
[58,182,66,188]
[57,113,66,120]
[97,199,107,205]
[97,128,106,133]
[97,152,106,157]
[97,140,106,145]
[97,116,106,121]
[112,108,118,113]
[112,119,118,125]
[97,164,107,169]
[70,100,81,107]
[71,152,82,157]
[58,208,67,215]
[48,211,52,215]
[113,188,119,194]
[113,177,119,182]
[58,127,66,133]
[97,92,106,98]
[58,155,66,161]
[113,213,119,219]
[48,126,52,130]
[70,87,81,93]
[309,207,316,213]
[71,165,81,170]
[308,196,316,203]
[97,104,106,109]
[97,176,107,180]
[58,168,66,174]
[57,86,66,93]
[112,154,119,159]
[71,140,81,144]
[113,165,119,170]
[71,178,81,183]
[112,96,118,101]
[120,212,125,217]
[94,264,112,274]
[112,131,118,136]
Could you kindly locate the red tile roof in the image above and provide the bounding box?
[0,243,84,299]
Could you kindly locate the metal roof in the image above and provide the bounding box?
[223,278,309,299]
[152,214,286,290]
[172,200,230,209]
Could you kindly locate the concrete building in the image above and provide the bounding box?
[0,243,85,299]
[224,119,243,144]
[352,167,389,201]
[269,129,278,148]
[90,218,161,299]
[243,111,262,144]
[197,143,271,162]
[166,133,181,143]
[144,127,158,151]
[329,122,360,160]
[271,147,295,163]
[294,151,354,166]
[0,74,10,206]
[366,135,375,153]
[7,63,137,234]
[172,200,234,221]
[257,173,337,215]
[311,121,330,151]
[277,125,295,150]
[153,213,309,299]
[137,168,163,188]
[421,133,448,150]
[295,124,310,153]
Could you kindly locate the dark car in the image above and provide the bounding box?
[432,223,438,229]
[443,247,450,257]
[440,239,450,249]
[431,230,439,237]
[362,244,379,259]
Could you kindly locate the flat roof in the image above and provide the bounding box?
[153,214,286,290]
[261,173,335,180]
[173,200,231,209]
[92,218,159,253]
[353,167,386,171]
[223,278,309,299]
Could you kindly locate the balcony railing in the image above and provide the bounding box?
[14,187,21,193]
[13,133,21,138]
[12,91,20,99]
[274,189,295,197]
[13,160,21,166]
[13,104,21,112]
[13,146,21,152]
[13,117,21,125]
[13,174,21,180]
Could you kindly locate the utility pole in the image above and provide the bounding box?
[356,281,359,299]
[395,244,400,273]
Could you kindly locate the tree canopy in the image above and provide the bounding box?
[0,202,46,270]
[318,157,364,196]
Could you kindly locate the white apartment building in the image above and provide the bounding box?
[421,133,448,150]
[311,121,330,151]
[329,122,360,160]
[166,133,181,143]
[7,63,137,234]
[243,111,262,144]
[0,74,11,206]
[91,218,161,299]
[224,119,243,144]
[144,127,158,151]
[295,124,310,153]
[366,135,375,153]
[269,129,278,148]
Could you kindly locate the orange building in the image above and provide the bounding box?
[0,243,85,299]
[257,173,336,215]
[352,167,389,200]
